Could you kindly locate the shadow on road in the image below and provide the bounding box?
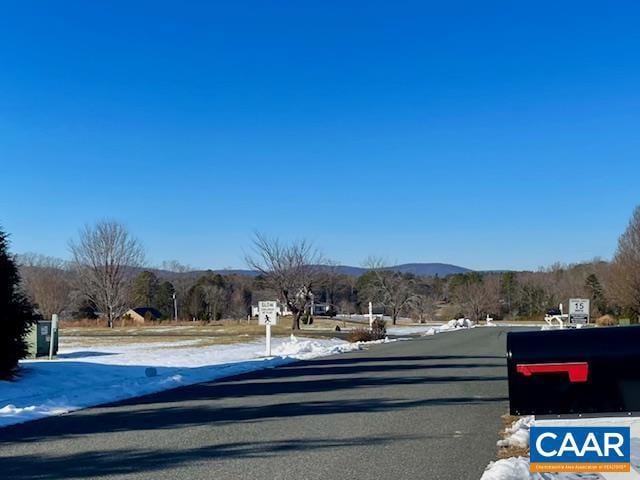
[0,340,510,480]
[299,354,506,366]
[0,434,419,480]
[0,351,507,446]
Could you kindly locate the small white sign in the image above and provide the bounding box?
[258,301,278,326]
[569,298,590,324]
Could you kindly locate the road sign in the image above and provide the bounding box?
[259,301,278,357]
[258,301,278,326]
[569,298,590,324]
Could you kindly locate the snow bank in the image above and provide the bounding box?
[541,324,562,331]
[0,335,371,429]
[386,325,439,335]
[387,319,474,337]
[497,415,534,449]
[415,319,473,336]
[481,457,603,480]
[272,335,387,358]
[484,415,627,479]
[535,416,640,477]
[492,322,546,328]
[440,318,475,330]
[481,457,531,480]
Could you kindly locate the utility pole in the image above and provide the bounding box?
[173,292,178,322]
[49,314,58,360]
[310,292,315,320]
[369,301,373,329]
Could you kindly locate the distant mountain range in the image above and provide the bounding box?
[19,258,473,280]
[159,263,472,279]
[330,263,472,277]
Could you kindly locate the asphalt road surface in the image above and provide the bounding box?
[0,328,519,480]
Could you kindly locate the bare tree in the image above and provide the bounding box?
[450,273,501,322]
[409,292,438,323]
[361,257,416,325]
[201,284,227,321]
[246,233,323,330]
[318,260,342,307]
[338,298,355,316]
[69,221,145,328]
[18,253,71,320]
[161,260,193,320]
[607,206,640,318]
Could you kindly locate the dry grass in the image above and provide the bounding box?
[596,314,618,326]
[59,323,295,349]
[59,318,109,328]
[496,414,530,459]
[299,317,347,330]
[497,445,530,460]
[60,318,246,329]
[59,319,349,351]
[60,334,267,348]
[58,315,352,350]
[346,318,386,343]
[61,315,353,337]
[346,329,377,342]
[61,323,292,337]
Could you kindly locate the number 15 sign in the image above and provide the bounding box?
[569,298,590,324]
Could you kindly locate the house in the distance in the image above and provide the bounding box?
[311,303,334,316]
[124,307,163,324]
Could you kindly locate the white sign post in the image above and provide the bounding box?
[368,301,373,330]
[48,314,58,360]
[259,301,278,356]
[569,298,590,325]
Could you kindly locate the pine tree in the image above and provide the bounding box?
[0,227,40,378]
[131,271,160,307]
[585,273,608,316]
[156,281,175,319]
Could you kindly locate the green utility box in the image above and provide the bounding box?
[26,320,59,358]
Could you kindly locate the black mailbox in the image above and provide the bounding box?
[507,326,640,416]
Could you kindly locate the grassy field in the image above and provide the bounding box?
[59,317,355,348]
[58,315,432,348]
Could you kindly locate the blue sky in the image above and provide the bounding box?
[1,1,639,271]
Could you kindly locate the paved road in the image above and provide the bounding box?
[0,328,517,480]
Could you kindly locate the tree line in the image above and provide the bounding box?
[4,206,640,376]
[11,205,640,331]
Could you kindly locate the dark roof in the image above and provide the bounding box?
[132,307,163,318]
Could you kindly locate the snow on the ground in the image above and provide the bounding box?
[492,323,546,327]
[386,325,440,335]
[481,457,603,480]
[0,335,380,429]
[536,417,640,480]
[440,318,475,330]
[481,457,532,480]
[387,318,475,336]
[497,415,534,449]
[334,314,413,323]
[483,415,640,480]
